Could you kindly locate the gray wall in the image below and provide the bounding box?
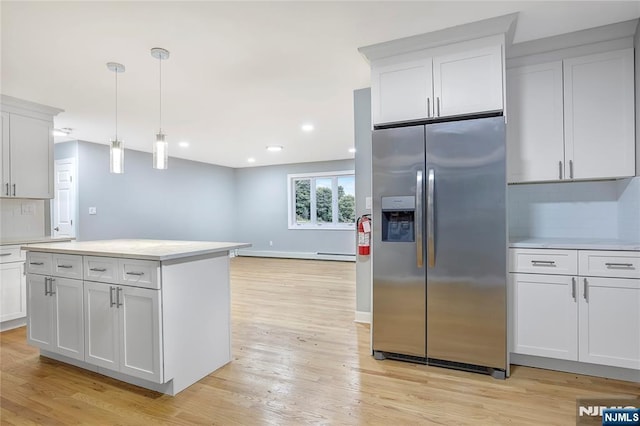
[234,159,355,255]
[635,20,639,175]
[75,141,237,241]
[354,88,372,316]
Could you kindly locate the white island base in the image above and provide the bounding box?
[23,240,250,396]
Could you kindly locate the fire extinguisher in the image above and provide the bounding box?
[357,214,371,256]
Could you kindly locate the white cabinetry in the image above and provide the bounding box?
[507,48,635,183]
[509,248,640,371]
[0,245,26,326]
[371,44,503,125]
[0,96,63,199]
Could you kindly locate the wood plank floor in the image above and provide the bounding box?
[1,257,638,425]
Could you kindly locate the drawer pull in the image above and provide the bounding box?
[571,277,576,301]
[605,262,634,268]
[125,271,145,276]
[30,262,44,266]
[90,267,108,272]
[531,260,556,266]
[0,253,12,257]
[57,264,73,269]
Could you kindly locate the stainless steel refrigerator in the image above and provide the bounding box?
[371,114,507,379]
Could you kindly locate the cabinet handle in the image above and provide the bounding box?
[90,267,107,272]
[583,278,588,302]
[426,98,431,118]
[125,271,144,276]
[44,277,50,296]
[0,253,12,257]
[569,160,574,179]
[116,287,123,308]
[605,262,634,268]
[57,264,73,269]
[30,262,44,266]
[109,286,115,307]
[436,97,441,117]
[559,161,563,180]
[4,183,8,196]
[49,278,56,295]
[12,184,15,196]
[571,277,576,301]
[531,260,555,266]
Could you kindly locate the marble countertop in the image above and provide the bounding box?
[1,236,75,246]
[509,237,640,251]
[21,239,252,261]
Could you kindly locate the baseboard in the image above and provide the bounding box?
[354,311,371,324]
[510,353,640,382]
[238,249,355,262]
[1,317,26,332]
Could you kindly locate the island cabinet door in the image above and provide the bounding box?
[84,281,119,370]
[52,278,84,361]
[119,286,163,383]
[26,274,54,350]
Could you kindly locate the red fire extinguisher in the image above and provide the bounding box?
[357,215,371,256]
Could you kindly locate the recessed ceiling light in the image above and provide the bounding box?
[247,157,256,163]
[301,123,314,132]
[178,141,189,148]
[348,148,356,153]
[266,145,283,152]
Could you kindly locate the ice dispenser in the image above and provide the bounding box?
[381,196,415,242]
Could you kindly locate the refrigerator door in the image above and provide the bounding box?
[425,116,506,370]
[372,125,426,357]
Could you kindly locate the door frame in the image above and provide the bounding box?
[51,157,77,238]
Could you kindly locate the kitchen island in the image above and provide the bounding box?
[22,239,250,395]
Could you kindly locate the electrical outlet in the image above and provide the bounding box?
[89,207,97,215]
[21,202,36,215]
[365,196,372,210]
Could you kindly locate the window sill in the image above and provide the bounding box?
[288,225,355,231]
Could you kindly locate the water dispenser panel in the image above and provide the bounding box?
[381,196,415,243]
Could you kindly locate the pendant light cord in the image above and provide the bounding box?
[115,69,118,140]
[159,56,162,133]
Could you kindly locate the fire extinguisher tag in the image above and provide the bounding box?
[362,221,371,233]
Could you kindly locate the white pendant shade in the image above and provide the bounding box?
[153,133,168,169]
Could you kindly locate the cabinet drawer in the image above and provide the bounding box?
[509,249,578,275]
[579,251,640,279]
[84,256,118,284]
[52,254,83,279]
[0,245,25,263]
[26,252,52,274]
[118,259,160,289]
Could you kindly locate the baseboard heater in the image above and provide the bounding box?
[374,351,506,379]
[316,252,354,257]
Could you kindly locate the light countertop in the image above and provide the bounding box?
[21,239,252,261]
[1,236,75,246]
[509,237,640,251]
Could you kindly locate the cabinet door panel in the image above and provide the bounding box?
[564,48,635,180]
[26,274,53,349]
[84,281,118,369]
[9,114,53,198]
[53,278,84,360]
[506,62,564,183]
[1,112,9,196]
[119,286,163,383]
[372,58,432,124]
[512,273,578,360]
[0,262,26,322]
[433,45,503,117]
[579,277,640,370]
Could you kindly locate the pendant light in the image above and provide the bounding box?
[107,62,125,174]
[151,47,170,170]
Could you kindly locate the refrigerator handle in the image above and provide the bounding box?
[427,168,435,268]
[416,170,424,268]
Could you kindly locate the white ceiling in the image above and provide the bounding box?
[2,1,639,168]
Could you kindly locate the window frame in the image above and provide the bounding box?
[287,170,356,230]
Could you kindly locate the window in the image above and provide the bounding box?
[288,171,355,230]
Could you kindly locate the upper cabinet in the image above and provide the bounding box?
[507,48,635,183]
[371,44,504,125]
[0,95,63,199]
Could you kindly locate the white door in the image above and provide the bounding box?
[84,281,119,370]
[9,114,53,198]
[506,61,565,183]
[512,273,578,361]
[26,274,54,350]
[0,262,26,322]
[563,48,635,180]
[0,112,9,196]
[371,58,433,125]
[433,45,503,117]
[52,158,76,238]
[578,277,640,370]
[52,277,84,361]
[119,286,163,383]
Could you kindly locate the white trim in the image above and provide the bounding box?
[354,311,371,324]
[238,249,355,262]
[510,353,640,382]
[0,318,26,332]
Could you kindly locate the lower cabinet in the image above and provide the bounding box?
[84,281,163,383]
[0,261,26,322]
[26,274,84,361]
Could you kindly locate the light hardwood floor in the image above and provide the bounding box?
[1,257,638,425]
